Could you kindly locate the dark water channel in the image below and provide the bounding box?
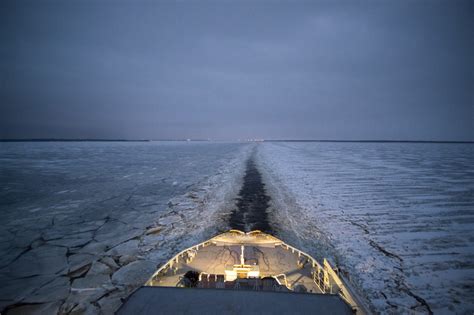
[229,156,273,233]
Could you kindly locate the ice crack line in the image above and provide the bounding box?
[368,239,433,313]
[368,240,403,262]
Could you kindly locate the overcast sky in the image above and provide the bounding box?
[1,0,472,140]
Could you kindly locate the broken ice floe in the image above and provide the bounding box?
[0,142,251,314]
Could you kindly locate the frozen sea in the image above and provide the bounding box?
[0,141,251,314]
[0,141,248,223]
[0,141,473,314]
[258,142,474,314]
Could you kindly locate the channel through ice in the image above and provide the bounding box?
[0,141,473,314]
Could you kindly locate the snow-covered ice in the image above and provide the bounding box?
[258,142,474,314]
[0,141,252,314]
[1,141,472,314]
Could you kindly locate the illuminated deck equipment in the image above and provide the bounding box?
[118,230,371,314]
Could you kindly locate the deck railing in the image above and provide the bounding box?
[269,237,366,314]
[146,239,213,285]
[145,230,367,314]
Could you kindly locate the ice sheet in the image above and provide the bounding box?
[0,141,251,313]
[258,142,474,314]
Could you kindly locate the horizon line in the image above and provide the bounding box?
[1,138,473,144]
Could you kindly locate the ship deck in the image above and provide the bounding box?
[147,231,322,293]
[140,230,369,314]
